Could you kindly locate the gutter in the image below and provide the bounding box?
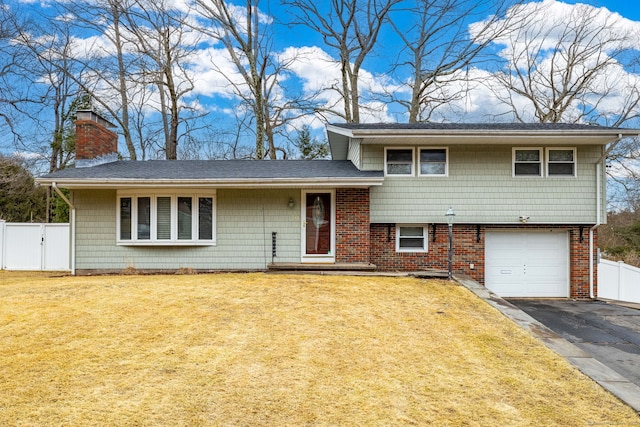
[35,177,385,189]
[327,126,640,139]
[52,183,75,275]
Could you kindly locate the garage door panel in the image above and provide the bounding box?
[486,231,568,298]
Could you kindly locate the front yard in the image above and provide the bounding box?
[0,271,638,426]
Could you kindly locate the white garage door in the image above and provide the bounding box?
[485,231,569,297]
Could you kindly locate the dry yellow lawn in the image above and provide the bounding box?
[1,271,639,426]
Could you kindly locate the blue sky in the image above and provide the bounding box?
[572,1,640,19]
[4,0,640,162]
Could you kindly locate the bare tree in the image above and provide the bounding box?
[194,0,270,158]
[13,17,95,221]
[283,0,401,123]
[387,0,523,123]
[10,14,86,173]
[486,2,640,125]
[193,0,317,159]
[121,0,201,160]
[0,0,20,136]
[0,1,41,145]
[54,0,141,160]
[50,0,205,160]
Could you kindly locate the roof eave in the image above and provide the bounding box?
[36,177,385,189]
[333,127,640,139]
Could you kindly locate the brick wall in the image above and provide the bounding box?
[569,226,598,299]
[369,223,597,299]
[370,223,484,283]
[335,189,370,263]
[76,119,118,161]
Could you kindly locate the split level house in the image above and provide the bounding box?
[36,111,640,299]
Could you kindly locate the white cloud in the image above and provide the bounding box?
[23,0,640,135]
[473,0,640,56]
[279,45,399,123]
[464,0,640,124]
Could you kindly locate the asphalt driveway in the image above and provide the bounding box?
[507,299,640,389]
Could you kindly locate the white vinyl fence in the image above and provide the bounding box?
[598,259,640,305]
[0,221,70,271]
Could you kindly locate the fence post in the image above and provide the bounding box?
[618,261,624,301]
[0,220,4,270]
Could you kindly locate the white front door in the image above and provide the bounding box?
[485,231,569,297]
[301,190,335,263]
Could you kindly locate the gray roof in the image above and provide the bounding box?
[326,121,640,160]
[328,122,630,131]
[37,160,384,188]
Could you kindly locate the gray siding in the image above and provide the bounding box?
[363,144,603,224]
[347,138,362,169]
[74,189,301,271]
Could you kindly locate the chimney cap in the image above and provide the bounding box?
[76,110,116,129]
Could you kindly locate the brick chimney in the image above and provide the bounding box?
[75,110,118,168]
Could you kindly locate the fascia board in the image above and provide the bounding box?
[37,177,385,189]
[325,124,355,137]
[346,128,640,144]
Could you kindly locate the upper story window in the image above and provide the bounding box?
[513,148,542,177]
[547,148,576,177]
[385,148,414,176]
[513,147,577,177]
[396,225,428,252]
[419,148,448,176]
[118,191,216,245]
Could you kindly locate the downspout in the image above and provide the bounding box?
[590,134,623,299]
[52,182,76,275]
[589,167,600,299]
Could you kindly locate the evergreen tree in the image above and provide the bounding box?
[294,126,329,159]
[0,156,47,222]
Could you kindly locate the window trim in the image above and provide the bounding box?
[546,147,577,178]
[396,224,429,253]
[513,147,543,177]
[418,147,448,177]
[385,147,415,177]
[117,190,216,246]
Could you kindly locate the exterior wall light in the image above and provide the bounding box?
[288,198,295,209]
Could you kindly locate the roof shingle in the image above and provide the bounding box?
[39,159,382,181]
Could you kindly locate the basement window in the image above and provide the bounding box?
[117,191,216,245]
[396,225,428,252]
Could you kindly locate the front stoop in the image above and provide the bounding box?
[409,269,450,279]
[267,263,450,279]
[268,262,376,272]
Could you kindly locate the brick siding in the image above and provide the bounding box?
[335,188,370,263]
[365,222,597,299]
[76,119,118,160]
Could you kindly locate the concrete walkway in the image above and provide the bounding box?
[456,276,640,414]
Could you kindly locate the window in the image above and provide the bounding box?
[419,148,448,176]
[117,191,215,245]
[547,148,576,177]
[396,225,428,252]
[385,148,414,176]
[157,197,172,240]
[513,148,542,177]
[120,198,132,240]
[513,147,577,177]
[138,197,151,240]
